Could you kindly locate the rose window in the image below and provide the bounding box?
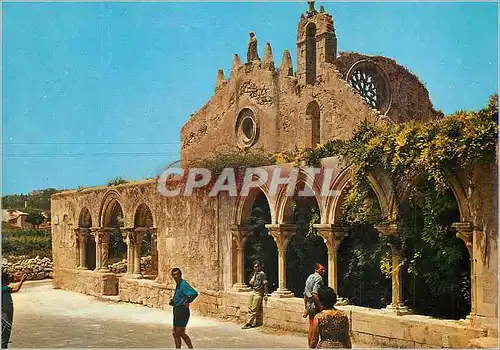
[346,60,391,114]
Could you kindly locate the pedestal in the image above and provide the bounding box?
[231,283,251,292]
[271,289,294,298]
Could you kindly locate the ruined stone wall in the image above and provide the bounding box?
[181,51,438,165]
[457,161,499,337]
[335,52,441,123]
[217,192,238,291]
[51,195,80,270]
[181,60,382,164]
[114,280,489,348]
[51,180,230,293]
[53,268,118,296]
[181,62,279,165]
[284,61,381,150]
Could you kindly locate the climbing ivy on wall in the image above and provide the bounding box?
[193,95,497,319]
[286,197,326,297]
[287,95,497,318]
[243,193,278,292]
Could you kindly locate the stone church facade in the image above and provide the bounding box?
[51,3,497,347]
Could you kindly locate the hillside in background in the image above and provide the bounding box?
[2,188,61,212]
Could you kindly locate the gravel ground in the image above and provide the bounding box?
[9,280,369,348]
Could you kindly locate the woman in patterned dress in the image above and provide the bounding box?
[309,286,352,348]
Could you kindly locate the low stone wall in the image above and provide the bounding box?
[349,307,487,348]
[53,268,118,296]
[115,281,491,348]
[119,278,171,309]
[108,256,154,275]
[2,256,53,280]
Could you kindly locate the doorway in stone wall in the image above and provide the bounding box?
[285,184,328,298]
[243,190,278,293]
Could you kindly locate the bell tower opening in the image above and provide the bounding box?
[297,1,338,86]
[306,23,317,85]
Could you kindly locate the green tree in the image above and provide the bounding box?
[26,211,45,230]
[107,177,129,186]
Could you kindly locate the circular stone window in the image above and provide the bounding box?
[235,108,259,148]
[346,60,392,114]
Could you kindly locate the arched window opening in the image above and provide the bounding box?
[77,208,95,270]
[285,182,327,298]
[306,101,321,148]
[337,184,391,309]
[306,23,317,85]
[242,191,278,293]
[105,201,127,267]
[401,183,470,320]
[133,203,158,279]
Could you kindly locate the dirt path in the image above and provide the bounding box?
[9,280,367,348]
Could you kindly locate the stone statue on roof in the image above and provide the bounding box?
[247,32,260,63]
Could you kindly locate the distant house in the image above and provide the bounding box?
[2,209,33,229]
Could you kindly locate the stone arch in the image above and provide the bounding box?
[76,207,95,271]
[78,207,92,228]
[133,203,155,228]
[132,203,157,278]
[445,174,472,223]
[276,167,324,225]
[99,190,125,227]
[325,166,396,225]
[305,22,317,85]
[232,185,277,294]
[98,191,126,270]
[306,101,321,148]
[234,179,275,225]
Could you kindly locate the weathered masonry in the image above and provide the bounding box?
[52,2,498,348]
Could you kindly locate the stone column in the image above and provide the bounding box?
[375,223,411,315]
[150,228,158,275]
[314,224,347,304]
[231,225,252,291]
[90,228,101,271]
[130,228,147,279]
[265,224,296,298]
[92,227,112,273]
[120,227,134,275]
[452,222,475,318]
[75,228,90,270]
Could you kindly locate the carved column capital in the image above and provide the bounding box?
[313,224,347,253]
[131,227,149,246]
[120,227,134,241]
[265,224,296,251]
[231,225,252,249]
[452,222,473,257]
[74,228,90,244]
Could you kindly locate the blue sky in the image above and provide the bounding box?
[2,1,498,195]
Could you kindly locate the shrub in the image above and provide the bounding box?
[1,229,52,259]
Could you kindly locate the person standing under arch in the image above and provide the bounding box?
[242,261,268,329]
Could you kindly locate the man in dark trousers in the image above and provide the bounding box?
[303,263,326,343]
[242,261,268,329]
[170,268,198,349]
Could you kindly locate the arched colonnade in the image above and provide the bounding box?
[231,163,475,316]
[73,190,158,279]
